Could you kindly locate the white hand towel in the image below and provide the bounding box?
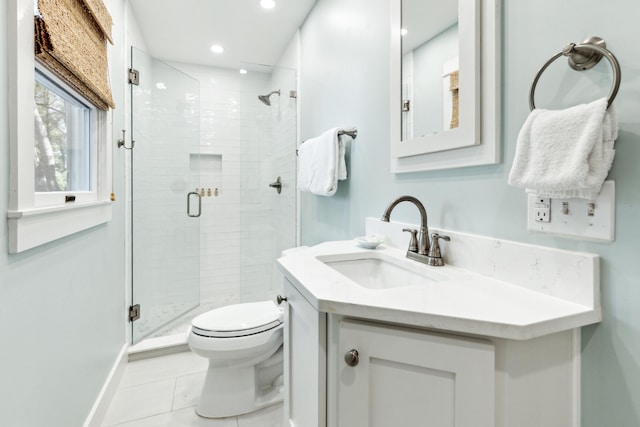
[337,134,348,180]
[508,97,617,200]
[297,128,348,196]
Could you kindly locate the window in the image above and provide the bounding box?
[7,0,113,253]
[34,65,98,206]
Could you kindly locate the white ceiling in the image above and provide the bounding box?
[128,0,317,70]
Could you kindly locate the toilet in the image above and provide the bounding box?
[188,300,285,418]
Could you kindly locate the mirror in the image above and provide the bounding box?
[390,0,501,173]
[401,0,459,141]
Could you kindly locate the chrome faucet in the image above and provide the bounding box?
[381,196,450,266]
[381,195,431,257]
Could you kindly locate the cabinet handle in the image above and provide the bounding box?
[344,349,359,367]
[277,295,288,305]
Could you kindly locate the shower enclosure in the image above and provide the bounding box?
[129,48,298,344]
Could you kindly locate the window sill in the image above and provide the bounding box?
[7,200,113,253]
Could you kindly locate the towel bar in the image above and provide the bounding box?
[337,128,358,139]
[296,127,357,156]
[529,36,621,111]
[301,128,358,143]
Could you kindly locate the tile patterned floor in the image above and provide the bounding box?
[101,351,284,427]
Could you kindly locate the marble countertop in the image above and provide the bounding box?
[277,239,601,341]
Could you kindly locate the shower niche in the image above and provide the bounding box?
[190,153,223,197]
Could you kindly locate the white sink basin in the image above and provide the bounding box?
[322,256,447,290]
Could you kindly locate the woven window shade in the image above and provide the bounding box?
[34,0,115,110]
[449,70,459,129]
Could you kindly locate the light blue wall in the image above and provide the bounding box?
[300,0,640,424]
[0,1,127,425]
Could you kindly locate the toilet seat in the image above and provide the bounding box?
[192,301,283,338]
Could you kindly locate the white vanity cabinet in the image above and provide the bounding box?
[283,279,327,427]
[284,278,580,427]
[278,230,599,427]
[329,318,494,427]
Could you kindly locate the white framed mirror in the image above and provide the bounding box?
[390,0,501,173]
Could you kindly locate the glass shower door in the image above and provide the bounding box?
[130,47,200,344]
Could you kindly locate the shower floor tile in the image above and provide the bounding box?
[101,350,284,427]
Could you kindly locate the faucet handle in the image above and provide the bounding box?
[402,228,419,252]
[427,233,450,266]
[432,233,450,242]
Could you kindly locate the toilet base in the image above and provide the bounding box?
[195,349,284,418]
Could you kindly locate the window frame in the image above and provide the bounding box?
[7,0,113,254]
[34,63,99,206]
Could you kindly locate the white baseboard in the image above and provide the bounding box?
[83,344,128,427]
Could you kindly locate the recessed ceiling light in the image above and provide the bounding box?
[260,0,276,9]
[401,28,408,36]
[239,69,248,74]
[210,44,224,54]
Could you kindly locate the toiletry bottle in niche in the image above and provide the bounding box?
[207,188,212,197]
[214,188,219,197]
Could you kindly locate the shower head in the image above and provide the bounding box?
[258,90,281,106]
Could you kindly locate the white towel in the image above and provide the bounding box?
[508,97,617,200]
[297,128,349,196]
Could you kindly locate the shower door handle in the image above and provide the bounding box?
[187,191,201,218]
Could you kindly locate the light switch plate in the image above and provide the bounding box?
[527,180,615,242]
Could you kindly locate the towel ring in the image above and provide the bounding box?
[529,36,621,111]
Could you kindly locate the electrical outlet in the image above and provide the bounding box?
[527,180,615,242]
[533,197,551,222]
[534,207,550,222]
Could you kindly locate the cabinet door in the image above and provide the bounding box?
[336,319,494,427]
[284,279,326,427]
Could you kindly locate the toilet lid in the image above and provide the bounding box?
[192,301,284,338]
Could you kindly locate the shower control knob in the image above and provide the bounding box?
[344,349,359,367]
[276,295,288,305]
[269,176,282,194]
